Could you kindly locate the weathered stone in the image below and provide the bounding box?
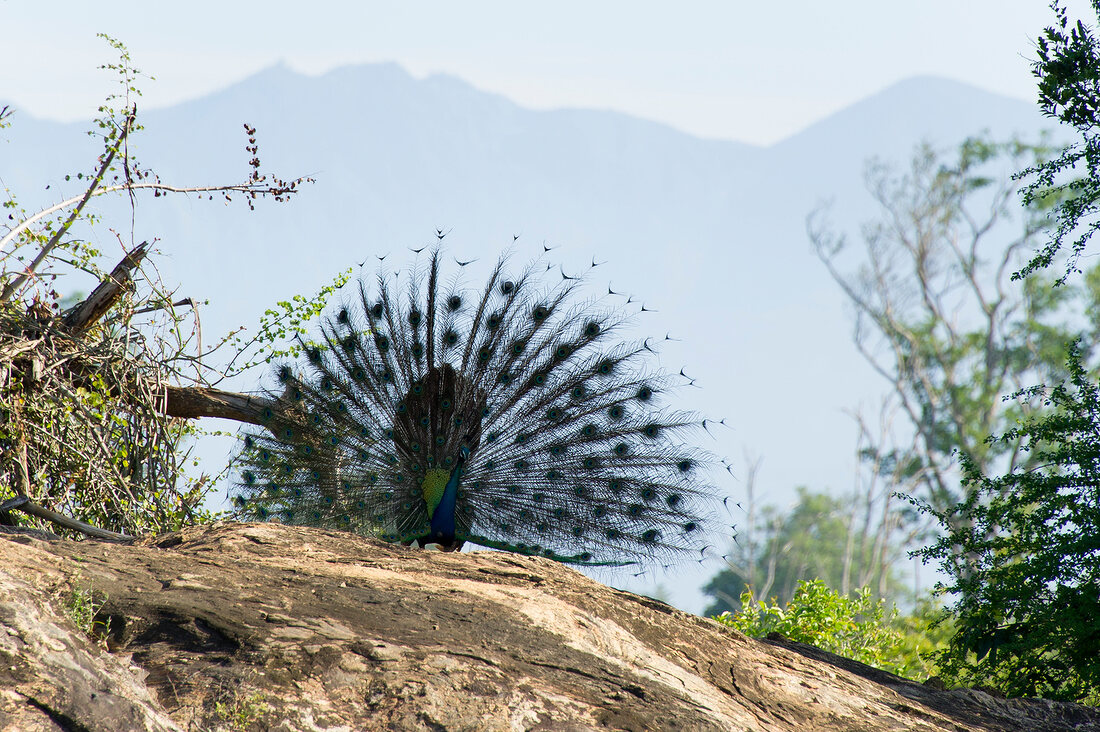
[1,522,1098,731]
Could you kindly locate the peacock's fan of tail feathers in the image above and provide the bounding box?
[233,247,720,567]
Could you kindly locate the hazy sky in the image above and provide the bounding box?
[1,1,1091,145]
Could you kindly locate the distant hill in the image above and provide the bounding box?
[0,65,1053,612]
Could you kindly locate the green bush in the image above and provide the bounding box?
[715,579,946,680]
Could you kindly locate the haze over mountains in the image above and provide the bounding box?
[0,64,1053,611]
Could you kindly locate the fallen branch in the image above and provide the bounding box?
[0,496,134,542]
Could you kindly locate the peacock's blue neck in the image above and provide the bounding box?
[429,449,467,541]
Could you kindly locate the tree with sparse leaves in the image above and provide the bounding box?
[811,136,1100,541]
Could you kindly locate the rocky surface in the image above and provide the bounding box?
[1,522,1098,731]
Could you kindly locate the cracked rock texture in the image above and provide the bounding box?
[1,522,1099,731]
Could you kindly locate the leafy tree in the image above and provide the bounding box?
[1016,0,1100,282]
[705,487,849,614]
[915,343,1100,703]
[903,3,1100,704]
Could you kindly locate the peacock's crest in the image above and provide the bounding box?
[233,246,720,567]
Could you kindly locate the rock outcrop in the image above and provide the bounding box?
[1,522,1097,731]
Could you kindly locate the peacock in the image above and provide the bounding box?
[232,245,719,567]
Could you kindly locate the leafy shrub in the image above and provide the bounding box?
[1,37,311,537]
[715,579,945,680]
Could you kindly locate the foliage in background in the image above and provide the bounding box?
[915,343,1100,704]
[1016,0,1100,282]
[714,579,946,681]
[705,400,923,617]
[703,482,908,616]
[711,135,1097,621]
[711,5,1100,705]
[714,131,1100,699]
[888,597,955,683]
